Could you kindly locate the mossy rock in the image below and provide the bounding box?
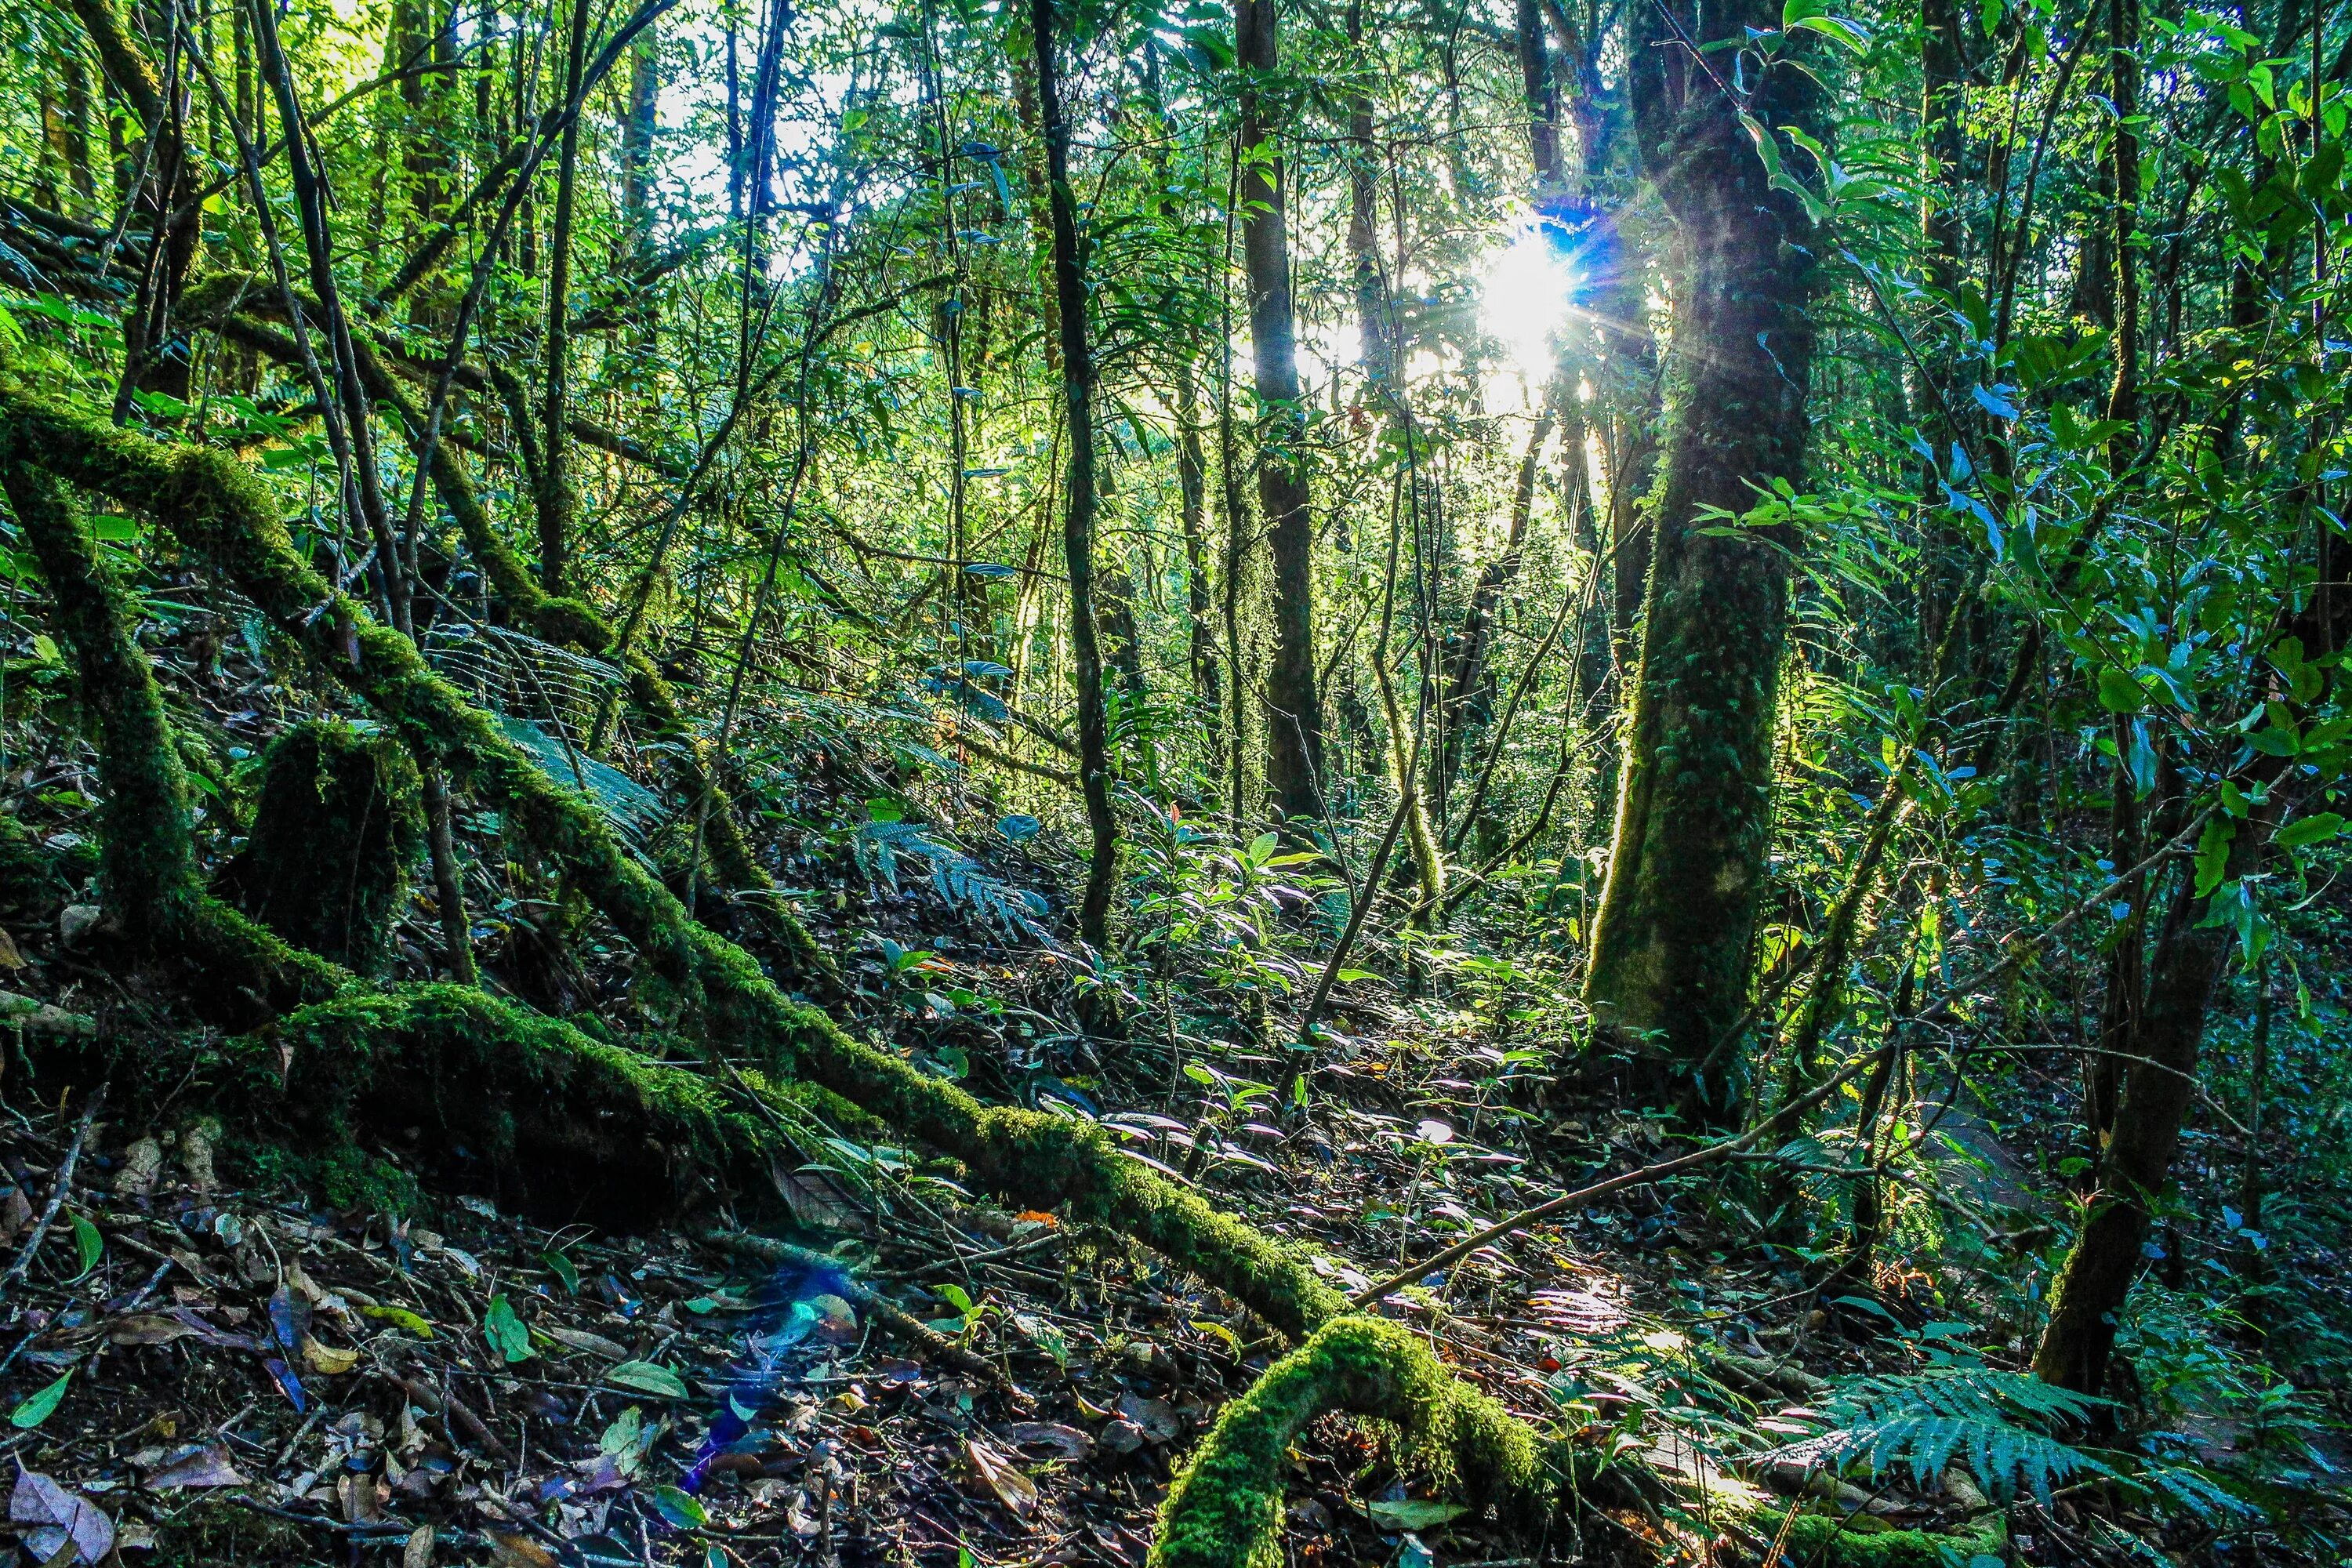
[215,720,424,974]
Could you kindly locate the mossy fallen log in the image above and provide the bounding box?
[1152,1316,1557,1568]
[233,983,775,1220]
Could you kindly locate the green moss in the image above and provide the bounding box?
[236,1138,425,1216]
[230,983,773,1219]
[1153,1316,1558,1568]
[0,442,344,1022]
[1760,1507,2005,1566]
[216,720,424,972]
[0,450,201,935]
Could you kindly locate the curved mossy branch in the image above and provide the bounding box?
[1152,1316,1558,1568]
[357,353,830,985]
[0,444,343,1020]
[0,375,1352,1338]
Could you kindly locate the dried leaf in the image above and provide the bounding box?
[301,1336,359,1376]
[965,1437,1040,1517]
[539,1324,626,1359]
[486,1533,560,1568]
[1116,1392,1182,1443]
[144,1444,246,1490]
[769,1161,873,1235]
[1002,1421,1093,1461]
[10,1468,114,1564]
[403,1525,434,1568]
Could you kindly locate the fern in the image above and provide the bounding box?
[851,820,1052,944]
[1756,1367,2113,1503]
[492,713,666,845]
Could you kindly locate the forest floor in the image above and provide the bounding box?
[0,1029,2268,1568]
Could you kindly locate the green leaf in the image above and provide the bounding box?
[1783,0,1871,50]
[484,1295,533,1363]
[2194,815,2237,898]
[652,1485,710,1530]
[9,1370,71,1428]
[71,1213,102,1276]
[360,1304,435,1338]
[605,1360,691,1399]
[541,1249,580,1295]
[1364,1498,1467,1530]
[2275,811,2343,849]
[2096,668,2145,713]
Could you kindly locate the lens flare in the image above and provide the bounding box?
[1479,220,1581,382]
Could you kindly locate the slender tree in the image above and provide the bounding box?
[1029,0,1118,954]
[1236,0,1324,826]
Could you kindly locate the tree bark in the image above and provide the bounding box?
[1583,0,1821,1121]
[1236,0,1325,825]
[1030,0,1118,954]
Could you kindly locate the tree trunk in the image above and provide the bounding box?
[621,22,661,264]
[1175,359,1225,800]
[1582,0,1821,1120]
[538,0,593,597]
[2032,851,2235,1395]
[1031,0,1118,955]
[1236,0,1324,826]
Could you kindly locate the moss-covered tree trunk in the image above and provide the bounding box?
[218,720,424,975]
[1236,0,1325,826]
[1583,0,1820,1120]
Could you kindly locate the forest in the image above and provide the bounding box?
[0,0,2343,1559]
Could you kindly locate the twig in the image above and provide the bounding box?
[705,1230,1012,1390]
[0,1079,107,1303]
[885,1228,1065,1282]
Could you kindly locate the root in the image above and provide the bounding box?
[1152,1316,1557,1568]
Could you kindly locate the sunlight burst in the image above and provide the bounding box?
[1479,221,1581,384]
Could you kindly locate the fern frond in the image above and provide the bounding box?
[851,820,1053,944]
[1757,1367,2113,1503]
